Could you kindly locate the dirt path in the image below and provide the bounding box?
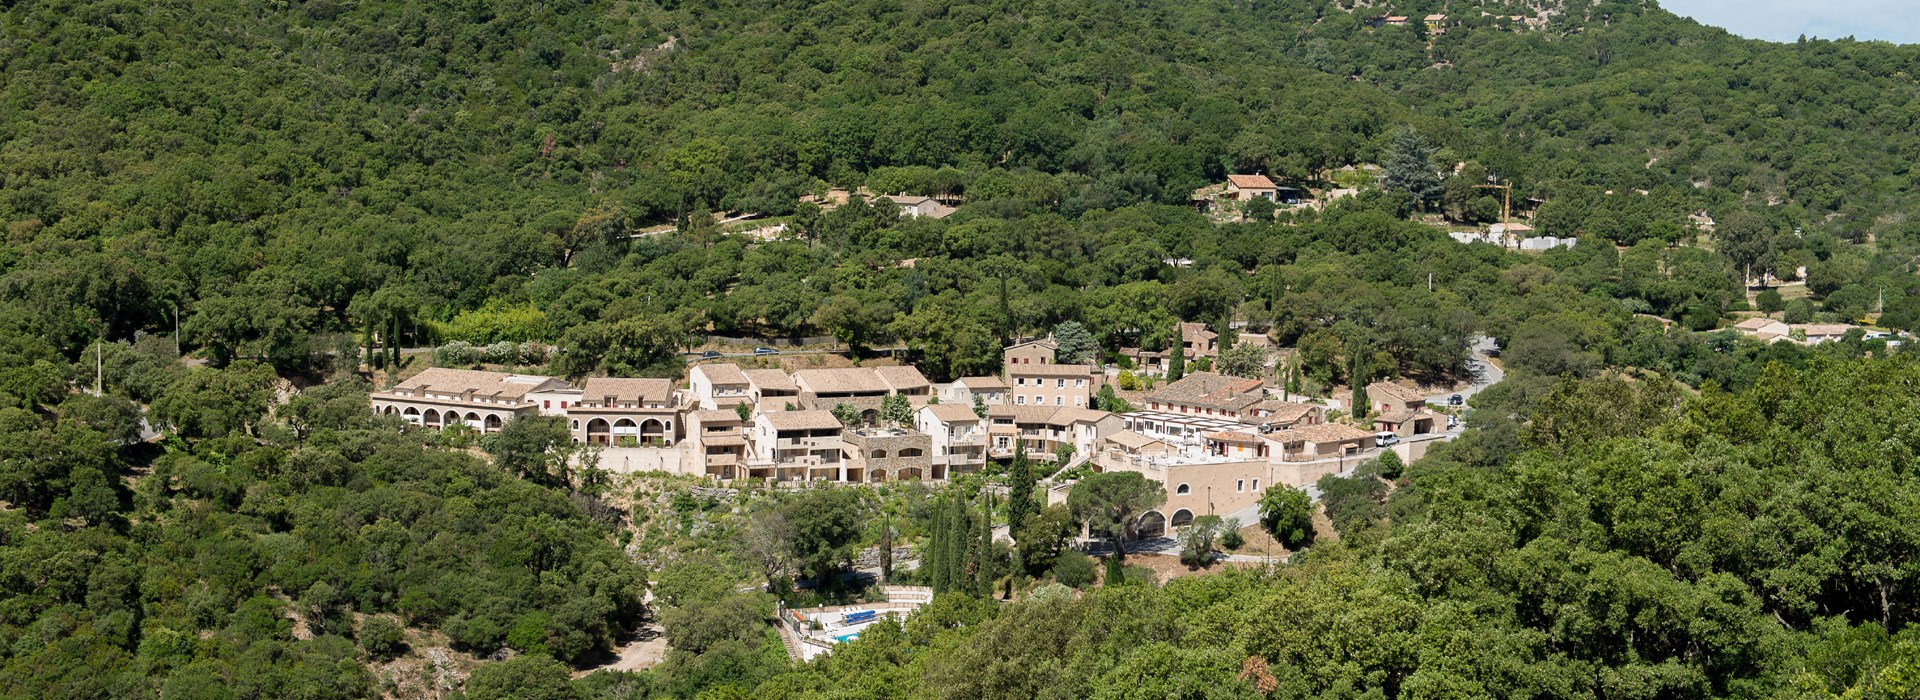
[572,622,669,677]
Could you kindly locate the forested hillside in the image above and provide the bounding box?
[6,0,1920,370]
[6,0,1920,697]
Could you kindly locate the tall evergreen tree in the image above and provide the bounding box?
[1383,126,1443,210]
[1006,443,1035,572]
[1167,331,1186,382]
[1350,353,1370,418]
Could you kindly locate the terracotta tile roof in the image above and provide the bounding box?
[1226,174,1277,190]
[922,403,982,423]
[1365,381,1425,405]
[1424,14,1446,21]
[1006,337,1058,351]
[760,410,844,431]
[393,368,556,399]
[1007,363,1096,377]
[1733,318,1783,331]
[873,365,930,391]
[1797,324,1855,337]
[1253,401,1317,423]
[956,376,1006,389]
[1106,431,1164,450]
[793,368,890,394]
[991,405,1060,424]
[741,369,798,392]
[693,363,748,385]
[1270,423,1375,444]
[1046,408,1116,426]
[1375,409,1419,424]
[581,377,676,404]
[689,409,744,423]
[1180,322,1217,343]
[1204,430,1263,444]
[1147,372,1265,411]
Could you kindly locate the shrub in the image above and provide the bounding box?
[483,341,521,365]
[1117,370,1140,391]
[1052,551,1097,588]
[1219,519,1245,550]
[435,341,480,366]
[359,615,406,660]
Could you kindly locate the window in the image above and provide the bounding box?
[1176,483,1191,495]
[1055,378,1065,388]
[1252,479,1260,491]
[1076,379,1086,387]
[1016,377,1026,386]
[1055,396,1063,406]
[1016,395,1026,405]
[1074,396,1085,406]
[543,400,551,409]
[1236,479,1245,492]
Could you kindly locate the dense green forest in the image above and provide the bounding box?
[6,0,1920,697]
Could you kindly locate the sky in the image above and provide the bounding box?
[1661,0,1920,44]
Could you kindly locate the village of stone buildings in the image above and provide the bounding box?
[370,319,1477,537]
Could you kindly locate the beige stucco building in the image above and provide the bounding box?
[370,368,572,434]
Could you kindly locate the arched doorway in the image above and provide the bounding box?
[896,467,922,481]
[1170,509,1195,529]
[464,412,482,429]
[586,418,611,444]
[483,414,503,433]
[423,409,441,427]
[859,409,879,426]
[614,418,638,446]
[640,418,666,446]
[1135,511,1167,539]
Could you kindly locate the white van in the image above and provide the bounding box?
[1374,431,1400,446]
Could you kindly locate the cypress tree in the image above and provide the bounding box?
[1168,331,1186,381]
[945,496,968,593]
[1006,443,1035,549]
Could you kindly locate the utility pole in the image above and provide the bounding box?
[95,338,103,397]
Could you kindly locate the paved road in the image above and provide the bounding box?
[1422,336,1503,408]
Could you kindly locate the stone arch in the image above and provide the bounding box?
[899,447,924,458]
[870,449,889,459]
[896,467,922,481]
[1175,483,1191,495]
[400,406,417,417]
[463,412,481,428]
[859,409,879,426]
[1170,509,1195,528]
[1134,511,1167,539]
[484,414,503,432]
[586,418,611,444]
[640,418,667,445]
[423,409,441,427]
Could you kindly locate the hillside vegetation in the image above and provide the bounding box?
[4,0,1920,698]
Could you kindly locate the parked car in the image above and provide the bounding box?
[1447,415,1460,429]
[1448,394,1463,406]
[754,346,778,355]
[699,350,722,359]
[1373,431,1401,446]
